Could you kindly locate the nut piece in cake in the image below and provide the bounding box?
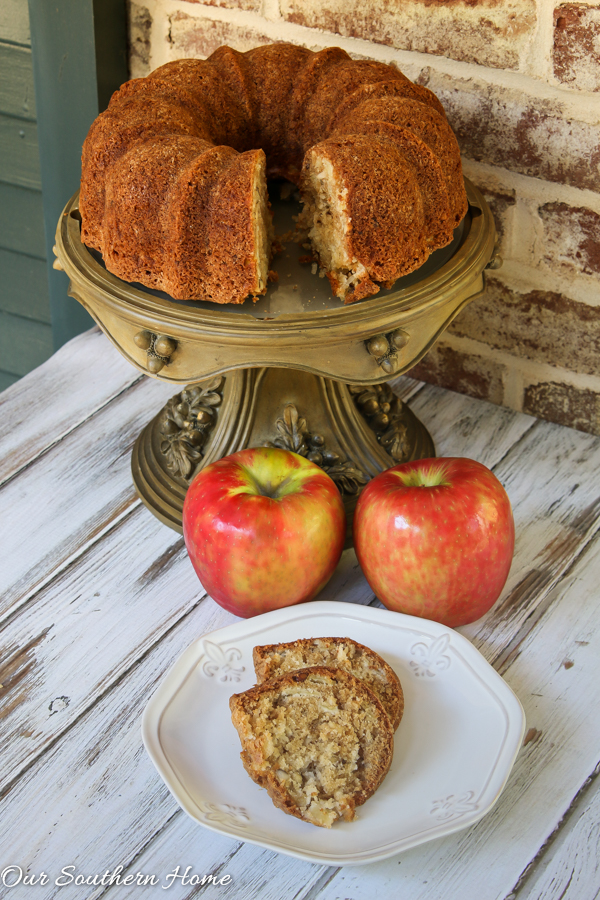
[253,636,404,730]
[229,666,394,828]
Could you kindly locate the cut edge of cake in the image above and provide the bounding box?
[229,666,394,828]
[252,636,404,731]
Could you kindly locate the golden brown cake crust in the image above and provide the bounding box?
[230,666,394,828]
[253,637,404,730]
[80,42,468,304]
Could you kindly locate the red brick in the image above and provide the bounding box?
[554,4,600,91]
[539,202,600,277]
[523,381,600,434]
[420,70,600,192]
[449,275,600,377]
[280,0,537,70]
[167,12,272,58]
[407,341,506,405]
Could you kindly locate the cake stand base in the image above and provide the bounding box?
[131,366,434,544]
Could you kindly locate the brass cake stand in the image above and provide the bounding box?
[54,179,497,541]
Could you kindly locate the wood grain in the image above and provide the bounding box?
[0,181,45,258]
[0,328,140,486]
[0,505,212,795]
[513,765,600,900]
[0,597,243,898]
[0,375,175,622]
[2,333,600,900]
[0,42,36,119]
[408,382,536,465]
[290,529,600,900]
[462,420,600,668]
[0,308,53,376]
[0,247,50,322]
[0,112,40,189]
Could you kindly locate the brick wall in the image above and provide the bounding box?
[127,0,600,435]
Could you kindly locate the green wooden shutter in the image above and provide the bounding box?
[0,0,128,392]
[0,6,52,391]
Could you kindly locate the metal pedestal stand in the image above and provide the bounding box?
[54,179,497,542]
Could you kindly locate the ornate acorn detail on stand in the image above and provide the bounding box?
[134,330,177,374]
[365,329,409,374]
[349,382,412,463]
[158,377,225,480]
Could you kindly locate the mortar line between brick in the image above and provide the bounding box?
[485,263,600,310]
[462,160,600,213]
[154,0,600,119]
[523,0,555,83]
[444,333,600,394]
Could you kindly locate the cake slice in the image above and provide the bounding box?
[229,666,394,828]
[253,636,404,730]
[298,134,427,303]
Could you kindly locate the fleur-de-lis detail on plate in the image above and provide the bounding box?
[201,640,245,682]
[430,791,478,821]
[410,633,452,677]
[197,802,250,828]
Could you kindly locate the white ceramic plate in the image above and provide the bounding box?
[142,601,525,866]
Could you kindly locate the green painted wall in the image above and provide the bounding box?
[0,0,128,393]
[0,9,53,391]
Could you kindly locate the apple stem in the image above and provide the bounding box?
[247,472,294,500]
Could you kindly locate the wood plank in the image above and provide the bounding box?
[0,488,386,797]
[0,594,332,900]
[0,308,53,376]
[0,328,140,486]
[0,505,213,794]
[408,382,537,465]
[292,528,600,900]
[0,383,538,868]
[0,387,587,899]
[0,247,50,322]
[4,424,600,900]
[0,375,176,623]
[0,43,36,119]
[514,765,600,900]
[0,112,41,189]
[0,181,45,257]
[461,421,600,667]
[92,404,594,898]
[102,812,326,900]
[0,6,30,47]
[0,597,242,892]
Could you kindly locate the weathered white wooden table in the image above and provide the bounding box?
[1,326,599,900]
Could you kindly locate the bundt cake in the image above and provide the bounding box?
[229,666,394,827]
[80,42,468,305]
[253,637,404,730]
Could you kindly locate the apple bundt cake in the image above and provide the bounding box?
[80,42,467,305]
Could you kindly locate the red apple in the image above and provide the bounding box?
[183,447,346,617]
[353,457,515,627]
